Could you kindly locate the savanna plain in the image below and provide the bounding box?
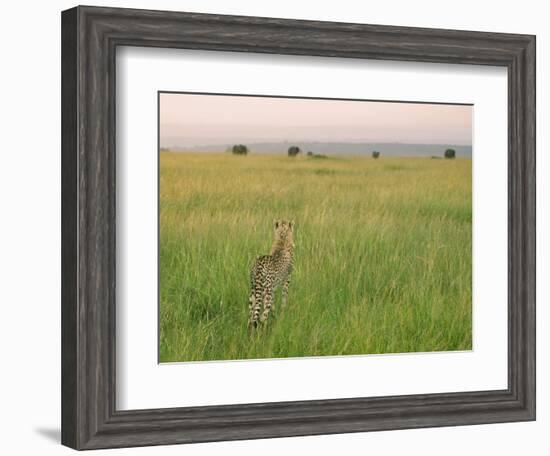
[159,152,472,362]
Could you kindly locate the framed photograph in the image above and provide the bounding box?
[61,5,536,450]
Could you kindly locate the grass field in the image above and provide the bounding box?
[159,152,472,362]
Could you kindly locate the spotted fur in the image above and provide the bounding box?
[248,220,295,331]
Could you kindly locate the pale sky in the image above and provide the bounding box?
[159,92,472,148]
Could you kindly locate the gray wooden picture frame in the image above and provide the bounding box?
[61,5,536,450]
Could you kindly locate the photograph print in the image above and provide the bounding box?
[158,92,473,363]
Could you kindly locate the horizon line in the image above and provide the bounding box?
[160,140,473,148]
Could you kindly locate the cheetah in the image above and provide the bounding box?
[248,220,295,331]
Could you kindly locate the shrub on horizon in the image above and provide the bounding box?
[444,148,456,159]
[288,146,301,157]
[232,144,249,155]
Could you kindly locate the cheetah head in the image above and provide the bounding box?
[274,219,295,246]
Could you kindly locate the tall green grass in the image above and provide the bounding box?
[159,152,472,362]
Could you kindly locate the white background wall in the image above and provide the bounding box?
[0,0,546,454]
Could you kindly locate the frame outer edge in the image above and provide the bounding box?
[61,6,80,450]
[508,35,536,418]
[523,35,536,419]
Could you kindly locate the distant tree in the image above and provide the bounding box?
[288,146,301,157]
[372,151,380,159]
[444,148,456,159]
[312,153,328,159]
[307,151,314,156]
[232,144,248,155]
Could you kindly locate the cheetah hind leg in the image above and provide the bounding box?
[281,276,291,309]
[248,286,263,333]
[259,285,274,325]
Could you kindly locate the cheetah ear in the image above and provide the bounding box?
[274,219,279,229]
[289,220,294,229]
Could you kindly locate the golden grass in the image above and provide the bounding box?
[159,152,472,362]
